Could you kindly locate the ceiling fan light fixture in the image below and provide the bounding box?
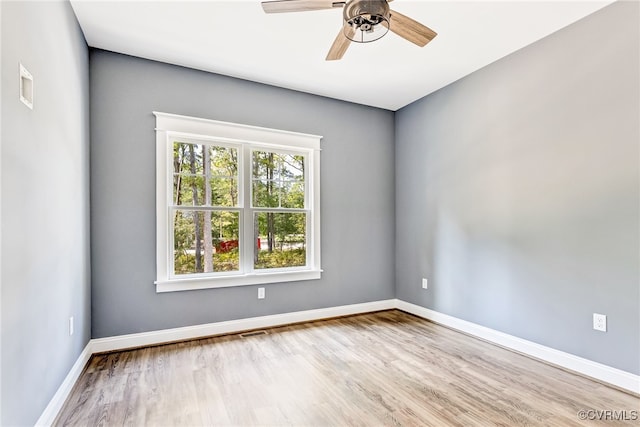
[261,0,437,61]
[343,0,390,43]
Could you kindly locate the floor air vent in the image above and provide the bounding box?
[239,330,268,338]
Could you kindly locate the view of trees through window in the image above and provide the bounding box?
[252,151,306,270]
[171,141,306,276]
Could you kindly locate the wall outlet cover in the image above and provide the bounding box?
[593,313,607,332]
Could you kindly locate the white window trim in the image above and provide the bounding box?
[154,112,322,293]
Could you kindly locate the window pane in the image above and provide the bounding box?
[210,178,238,207]
[173,210,240,275]
[254,212,306,269]
[252,180,279,208]
[210,146,238,177]
[173,142,238,207]
[281,154,304,180]
[252,151,280,181]
[252,150,305,209]
[173,174,204,206]
[174,142,204,175]
[280,181,305,209]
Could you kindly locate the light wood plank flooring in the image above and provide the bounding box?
[55,310,639,426]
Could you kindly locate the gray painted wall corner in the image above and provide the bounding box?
[395,1,640,374]
[1,2,90,425]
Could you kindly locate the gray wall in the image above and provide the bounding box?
[0,2,91,425]
[90,50,395,338]
[395,1,639,374]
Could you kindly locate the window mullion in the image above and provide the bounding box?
[241,145,254,274]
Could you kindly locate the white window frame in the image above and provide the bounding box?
[154,112,322,293]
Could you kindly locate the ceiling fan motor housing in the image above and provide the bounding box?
[343,0,390,43]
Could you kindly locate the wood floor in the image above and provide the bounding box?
[55,310,639,426]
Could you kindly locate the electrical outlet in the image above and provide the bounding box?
[593,313,607,332]
[258,287,265,299]
[69,316,74,336]
[422,278,428,289]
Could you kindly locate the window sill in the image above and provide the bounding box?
[155,269,322,293]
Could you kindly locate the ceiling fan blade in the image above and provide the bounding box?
[326,24,354,61]
[262,0,344,13]
[389,9,437,47]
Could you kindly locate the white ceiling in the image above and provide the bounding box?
[70,0,613,111]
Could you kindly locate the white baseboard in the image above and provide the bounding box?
[395,299,640,395]
[34,343,93,427]
[37,298,639,426]
[37,300,395,426]
[91,299,397,354]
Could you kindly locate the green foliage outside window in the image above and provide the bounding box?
[172,142,307,275]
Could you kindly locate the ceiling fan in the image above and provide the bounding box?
[261,0,437,61]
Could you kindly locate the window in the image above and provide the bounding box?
[154,112,321,292]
